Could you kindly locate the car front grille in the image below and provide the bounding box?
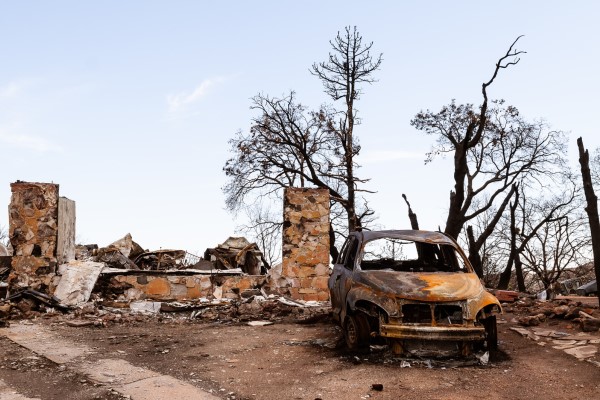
[401,303,463,325]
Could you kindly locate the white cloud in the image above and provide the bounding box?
[360,150,424,164]
[0,80,35,99]
[167,77,226,113]
[0,126,63,153]
[0,82,22,98]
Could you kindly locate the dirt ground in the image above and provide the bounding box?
[1,304,600,400]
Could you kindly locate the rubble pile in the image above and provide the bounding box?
[0,180,334,328]
[93,233,143,269]
[503,297,600,332]
[76,234,266,273]
[134,249,188,270]
[7,290,332,329]
[204,236,267,275]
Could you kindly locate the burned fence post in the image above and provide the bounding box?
[281,187,330,301]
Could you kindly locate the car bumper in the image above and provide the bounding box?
[380,323,485,341]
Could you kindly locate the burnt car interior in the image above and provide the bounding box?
[360,238,468,273]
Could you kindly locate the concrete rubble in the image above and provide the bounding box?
[506,296,600,367]
[53,261,105,307]
[510,326,599,361]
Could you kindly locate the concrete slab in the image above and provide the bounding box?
[563,345,598,360]
[79,358,160,384]
[120,375,219,400]
[54,260,104,306]
[2,323,91,364]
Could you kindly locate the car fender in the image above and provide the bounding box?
[466,291,502,321]
[346,283,399,320]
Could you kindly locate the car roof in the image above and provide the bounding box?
[354,230,456,246]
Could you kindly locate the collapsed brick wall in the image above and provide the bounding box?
[281,187,330,301]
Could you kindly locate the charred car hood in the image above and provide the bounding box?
[356,270,483,302]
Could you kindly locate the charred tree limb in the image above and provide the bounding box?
[466,225,484,278]
[402,194,420,230]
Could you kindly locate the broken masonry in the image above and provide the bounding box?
[1,181,332,311]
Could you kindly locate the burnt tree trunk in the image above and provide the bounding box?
[466,226,484,278]
[577,137,600,306]
[329,222,339,262]
[444,141,469,239]
[514,254,526,292]
[498,190,526,291]
[402,194,420,230]
[468,184,517,280]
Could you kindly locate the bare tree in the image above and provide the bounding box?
[310,26,382,232]
[236,204,282,268]
[466,184,517,277]
[412,37,526,238]
[463,205,509,287]
[412,37,567,280]
[494,176,581,290]
[577,137,600,306]
[520,210,590,291]
[224,27,382,257]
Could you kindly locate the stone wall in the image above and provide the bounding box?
[281,187,330,301]
[8,182,60,291]
[8,182,76,293]
[100,273,267,302]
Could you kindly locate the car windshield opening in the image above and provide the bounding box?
[360,237,468,273]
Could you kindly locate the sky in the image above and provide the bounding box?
[1,1,599,254]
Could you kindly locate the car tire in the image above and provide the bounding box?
[345,313,370,350]
[482,315,497,350]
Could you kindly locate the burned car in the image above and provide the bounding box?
[329,230,501,355]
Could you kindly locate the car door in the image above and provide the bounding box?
[329,235,359,321]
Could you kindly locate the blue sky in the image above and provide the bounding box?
[1,1,599,253]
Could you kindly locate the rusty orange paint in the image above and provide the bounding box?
[414,273,483,301]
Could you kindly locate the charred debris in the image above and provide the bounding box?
[0,182,330,328]
[1,230,328,326]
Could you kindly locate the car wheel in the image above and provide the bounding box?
[345,313,370,350]
[482,315,497,350]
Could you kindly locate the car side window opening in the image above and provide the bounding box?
[337,238,350,265]
[360,238,467,273]
[343,237,358,270]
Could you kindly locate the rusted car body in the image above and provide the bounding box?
[329,230,501,354]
